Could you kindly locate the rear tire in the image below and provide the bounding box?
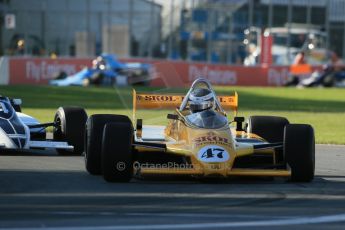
[284,124,315,182]
[53,107,87,155]
[102,122,133,182]
[89,72,104,85]
[84,114,131,175]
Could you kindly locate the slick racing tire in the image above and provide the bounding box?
[322,73,335,87]
[52,71,67,80]
[89,72,104,85]
[284,124,315,182]
[101,122,133,182]
[84,114,131,175]
[247,116,289,143]
[247,116,289,164]
[53,107,87,155]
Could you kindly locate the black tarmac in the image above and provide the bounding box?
[0,145,344,229]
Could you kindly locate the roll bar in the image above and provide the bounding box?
[178,78,224,113]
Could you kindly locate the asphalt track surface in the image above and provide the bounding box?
[0,144,344,229]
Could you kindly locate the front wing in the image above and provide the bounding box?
[28,141,74,150]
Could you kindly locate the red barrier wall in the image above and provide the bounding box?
[149,61,291,87]
[9,57,91,85]
[7,57,320,87]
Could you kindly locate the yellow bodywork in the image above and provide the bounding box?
[133,90,291,178]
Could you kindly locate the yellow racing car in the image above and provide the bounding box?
[84,78,315,183]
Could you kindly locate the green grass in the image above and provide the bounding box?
[1,85,344,144]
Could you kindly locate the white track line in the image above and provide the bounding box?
[2,192,345,200]
[2,213,345,229]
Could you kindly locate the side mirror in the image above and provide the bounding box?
[234,116,245,131]
[167,114,179,120]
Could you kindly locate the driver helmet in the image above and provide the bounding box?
[189,88,214,113]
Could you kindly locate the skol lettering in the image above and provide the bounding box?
[143,95,176,102]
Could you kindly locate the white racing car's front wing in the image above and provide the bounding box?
[28,141,74,150]
[0,140,73,150]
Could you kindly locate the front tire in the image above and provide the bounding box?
[102,122,133,182]
[53,107,87,155]
[284,124,315,182]
[247,116,289,143]
[247,116,289,164]
[84,114,131,175]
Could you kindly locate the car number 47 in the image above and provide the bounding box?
[201,148,224,159]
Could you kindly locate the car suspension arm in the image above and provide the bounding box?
[27,122,58,129]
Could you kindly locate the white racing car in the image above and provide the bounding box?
[0,95,87,155]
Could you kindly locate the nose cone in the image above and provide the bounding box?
[191,130,235,177]
[196,144,231,177]
[0,100,28,148]
[197,145,230,163]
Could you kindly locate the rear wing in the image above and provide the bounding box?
[133,89,238,120]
